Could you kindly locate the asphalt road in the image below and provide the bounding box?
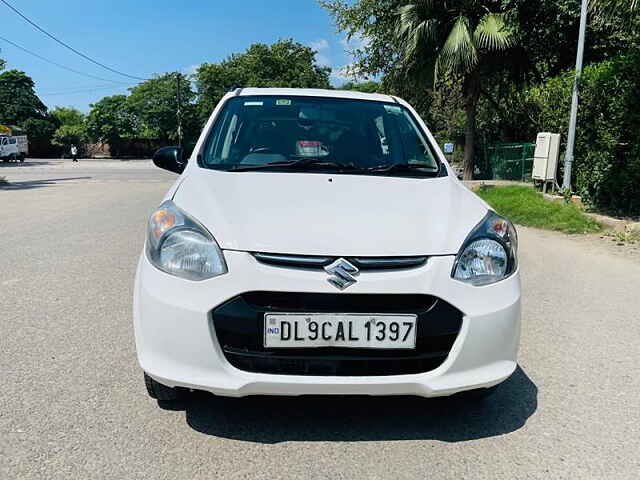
[1,160,639,479]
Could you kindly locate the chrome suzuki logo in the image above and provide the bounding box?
[324,258,359,290]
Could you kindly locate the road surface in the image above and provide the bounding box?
[1,160,639,479]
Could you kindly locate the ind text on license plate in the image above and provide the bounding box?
[264,313,417,349]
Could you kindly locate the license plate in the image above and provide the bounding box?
[264,313,417,349]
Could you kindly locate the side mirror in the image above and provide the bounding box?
[153,146,187,174]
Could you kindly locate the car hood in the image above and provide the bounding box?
[172,169,488,256]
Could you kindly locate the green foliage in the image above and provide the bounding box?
[396,7,514,76]
[48,107,86,149]
[51,124,87,148]
[128,73,197,143]
[50,107,85,127]
[21,117,57,141]
[321,0,402,78]
[471,0,640,144]
[477,186,601,234]
[396,1,520,178]
[339,81,380,93]
[86,95,137,146]
[321,0,639,154]
[526,52,640,215]
[195,39,331,119]
[322,0,523,179]
[559,186,573,204]
[591,0,640,21]
[0,70,47,125]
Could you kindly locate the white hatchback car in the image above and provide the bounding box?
[134,88,521,403]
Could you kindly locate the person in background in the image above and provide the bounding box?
[71,144,78,162]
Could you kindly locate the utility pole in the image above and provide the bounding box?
[176,72,183,148]
[562,0,589,190]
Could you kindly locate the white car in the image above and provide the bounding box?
[134,88,520,403]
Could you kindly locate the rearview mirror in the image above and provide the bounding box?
[153,146,187,174]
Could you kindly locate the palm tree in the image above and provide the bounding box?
[590,0,639,18]
[396,1,514,180]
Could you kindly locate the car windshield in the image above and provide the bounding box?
[200,96,442,176]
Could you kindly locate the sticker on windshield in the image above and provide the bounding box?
[244,101,263,106]
[276,99,292,106]
[296,140,329,157]
[384,105,402,114]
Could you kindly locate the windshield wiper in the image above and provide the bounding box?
[230,157,358,172]
[365,163,440,176]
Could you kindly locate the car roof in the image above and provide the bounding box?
[236,87,397,104]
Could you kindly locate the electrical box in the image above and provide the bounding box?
[532,132,560,182]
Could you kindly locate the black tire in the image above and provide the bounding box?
[144,372,182,401]
[19,154,25,163]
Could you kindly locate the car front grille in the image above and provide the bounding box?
[212,292,463,376]
[253,253,428,270]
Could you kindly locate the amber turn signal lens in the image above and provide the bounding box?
[151,210,176,239]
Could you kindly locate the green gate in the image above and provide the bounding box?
[476,142,535,182]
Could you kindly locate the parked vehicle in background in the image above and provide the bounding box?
[0,135,28,162]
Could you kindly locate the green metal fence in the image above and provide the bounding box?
[476,142,535,182]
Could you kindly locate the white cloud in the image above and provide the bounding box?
[309,39,332,68]
[330,63,371,86]
[316,53,331,67]
[340,33,370,52]
[331,64,358,81]
[330,33,372,85]
[181,64,199,75]
[315,53,331,68]
[308,37,371,80]
[309,38,330,51]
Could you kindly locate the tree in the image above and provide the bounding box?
[524,52,640,214]
[128,73,196,143]
[340,81,380,93]
[323,1,516,179]
[322,0,639,178]
[321,1,404,81]
[396,2,518,179]
[51,124,87,149]
[21,117,57,141]
[48,106,87,151]
[50,107,85,128]
[0,70,47,125]
[591,0,640,18]
[86,95,137,154]
[195,39,331,119]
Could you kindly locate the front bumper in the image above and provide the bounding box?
[133,250,521,397]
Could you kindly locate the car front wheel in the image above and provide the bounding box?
[143,372,183,401]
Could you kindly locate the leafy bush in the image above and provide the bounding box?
[526,52,640,216]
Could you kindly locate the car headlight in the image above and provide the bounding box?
[146,200,227,281]
[452,211,518,286]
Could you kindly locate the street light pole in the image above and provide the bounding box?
[176,72,183,148]
[562,0,589,190]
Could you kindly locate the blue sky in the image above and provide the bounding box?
[0,0,364,112]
